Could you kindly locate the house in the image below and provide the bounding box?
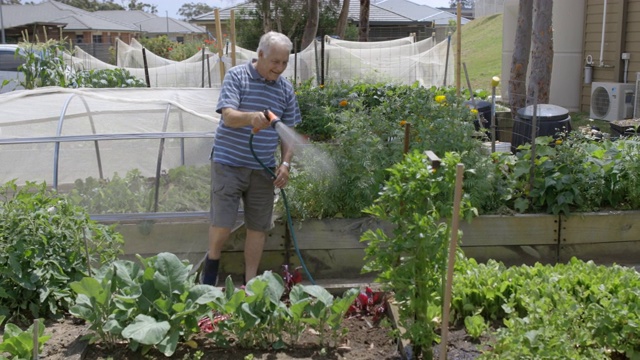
[95,10,206,43]
[501,0,640,117]
[190,0,436,46]
[0,1,206,62]
[373,0,471,41]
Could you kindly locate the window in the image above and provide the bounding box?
[0,50,24,71]
[76,35,84,44]
[92,35,103,43]
[177,37,184,44]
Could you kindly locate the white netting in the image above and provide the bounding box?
[65,47,224,87]
[116,38,217,68]
[0,87,219,187]
[66,36,453,87]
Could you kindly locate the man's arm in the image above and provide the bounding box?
[221,108,270,131]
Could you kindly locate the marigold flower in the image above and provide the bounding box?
[435,95,446,103]
[470,108,478,115]
[555,139,563,145]
[400,120,407,126]
[339,100,348,107]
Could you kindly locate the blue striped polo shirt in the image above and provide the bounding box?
[213,61,301,169]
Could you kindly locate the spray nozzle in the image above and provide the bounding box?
[263,109,282,129]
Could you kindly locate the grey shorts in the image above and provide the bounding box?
[210,162,276,232]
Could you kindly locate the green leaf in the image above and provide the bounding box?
[302,285,333,306]
[153,252,189,295]
[121,314,170,345]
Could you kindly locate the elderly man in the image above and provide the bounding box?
[202,31,302,286]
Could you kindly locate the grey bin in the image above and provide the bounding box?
[511,104,572,153]
[464,100,492,131]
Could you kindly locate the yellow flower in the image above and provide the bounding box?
[555,139,563,145]
[400,120,407,126]
[435,95,446,103]
[470,108,478,115]
[339,100,348,107]
[319,84,324,89]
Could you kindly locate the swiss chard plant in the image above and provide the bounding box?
[70,252,223,357]
[0,181,123,324]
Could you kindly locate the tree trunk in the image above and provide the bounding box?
[527,0,553,106]
[508,0,533,119]
[359,0,370,42]
[300,0,319,49]
[262,0,271,33]
[335,0,350,39]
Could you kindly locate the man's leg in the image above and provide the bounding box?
[244,229,266,283]
[203,225,231,286]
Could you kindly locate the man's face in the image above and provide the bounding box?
[256,45,289,82]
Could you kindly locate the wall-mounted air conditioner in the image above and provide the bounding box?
[590,82,635,121]
[634,73,640,118]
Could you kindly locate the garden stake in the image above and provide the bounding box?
[439,163,465,360]
[490,76,500,153]
[32,319,39,360]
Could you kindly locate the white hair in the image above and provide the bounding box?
[257,31,293,57]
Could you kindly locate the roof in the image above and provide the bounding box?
[1,1,137,31]
[375,0,471,25]
[1,0,204,34]
[192,0,428,25]
[95,10,206,34]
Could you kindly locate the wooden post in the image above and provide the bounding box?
[214,9,225,84]
[439,163,465,360]
[456,0,461,96]
[403,122,411,154]
[230,10,236,67]
[142,48,150,87]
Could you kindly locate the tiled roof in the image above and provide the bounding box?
[192,0,424,24]
[1,0,203,34]
[375,0,470,25]
[95,10,206,34]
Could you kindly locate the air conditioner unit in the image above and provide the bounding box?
[634,73,640,118]
[590,82,635,121]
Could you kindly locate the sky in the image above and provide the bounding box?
[149,0,453,19]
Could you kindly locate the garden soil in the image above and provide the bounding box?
[36,314,489,359]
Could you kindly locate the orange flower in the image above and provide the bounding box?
[167,47,173,51]
[400,120,407,126]
[339,100,348,107]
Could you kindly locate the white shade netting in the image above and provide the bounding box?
[73,36,453,88]
[0,87,220,213]
[66,47,224,87]
[116,38,218,68]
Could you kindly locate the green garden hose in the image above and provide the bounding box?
[249,125,316,286]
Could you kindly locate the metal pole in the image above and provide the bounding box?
[0,0,6,44]
[166,11,169,37]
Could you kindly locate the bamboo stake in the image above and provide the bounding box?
[439,163,465,360]
[214,9,225,84]
[230,10,236,67]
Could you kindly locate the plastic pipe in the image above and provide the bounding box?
[599,0,607,67]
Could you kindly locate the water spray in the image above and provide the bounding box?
[250,109,316,285]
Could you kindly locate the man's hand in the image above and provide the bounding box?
[251,111,270,132]
[274,164,290,188]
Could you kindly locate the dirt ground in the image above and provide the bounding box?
[36,313,488,360]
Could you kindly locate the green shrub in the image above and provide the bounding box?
[0,181,123,324]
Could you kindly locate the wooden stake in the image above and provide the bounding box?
[214,9,225,84]
[439,163,464,360]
